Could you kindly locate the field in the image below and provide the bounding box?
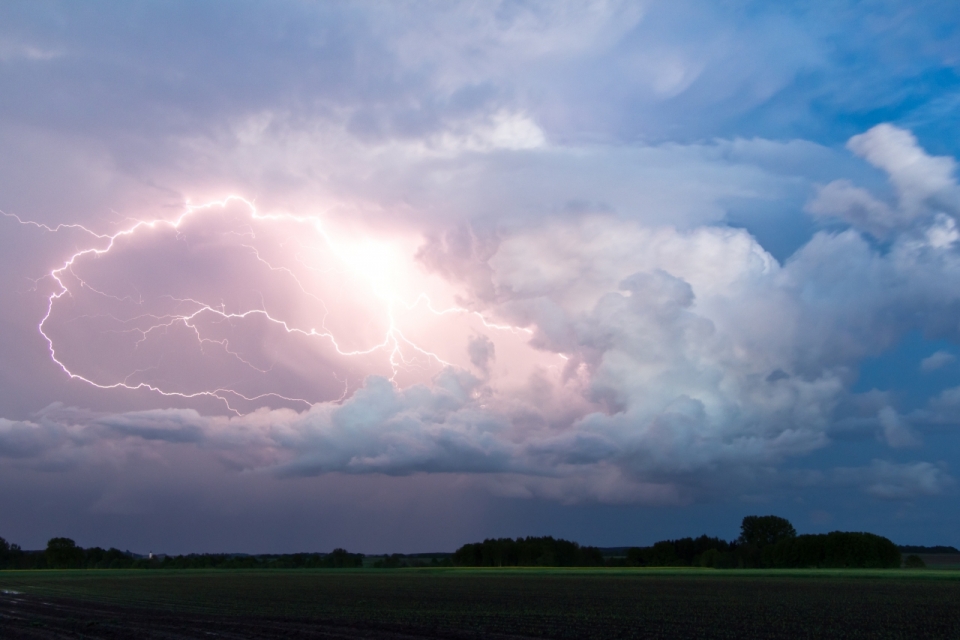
[2,568,960,639]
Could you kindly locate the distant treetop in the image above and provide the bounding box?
[453,536,604,567]
[738,515,797,548]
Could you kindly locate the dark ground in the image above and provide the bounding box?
[914,554,960,568]
[0,592,531,640]
[2,569,960,639]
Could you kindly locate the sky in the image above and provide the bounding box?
[1,0,960,554]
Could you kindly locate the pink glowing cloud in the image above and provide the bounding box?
[10,197,564,417]
[2,124,959,508]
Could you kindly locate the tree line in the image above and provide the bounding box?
[453,536,605,567]
[0,536,363,570]
[618,516,902,569]
[0,515,918,570]
[0,537,141,570]
[452,516,903,569]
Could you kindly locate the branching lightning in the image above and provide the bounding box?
[4,198,531,415]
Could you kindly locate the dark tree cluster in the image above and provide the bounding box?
[153,549,363,569]
[622,535,736,568]
[763,532,901,568]
[453,536,605,567]
[0,517,913,572]
[618,516,902,569]
[140,547,365,569]
[0,536,364,570]
[0,536,141,570]
[372,553,454,568]
[0,535,24,569]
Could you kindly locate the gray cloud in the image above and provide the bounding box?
[877,407,922,449]
[921,350,955,373]
[836,460,954,500]
[95,410,207,444]
[467,335,496,374]
[0,418,61,460]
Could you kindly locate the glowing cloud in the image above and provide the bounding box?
[6,120,960,507]
[10,197,559,416]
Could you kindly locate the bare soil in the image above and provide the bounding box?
[0,591,530,640]
[2,571,960,639]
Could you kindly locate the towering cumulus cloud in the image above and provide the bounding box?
[1,1,959,549]
[0,124,955,507]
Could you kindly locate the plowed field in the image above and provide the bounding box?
[2,569,959,639]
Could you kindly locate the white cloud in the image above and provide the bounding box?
[848,124,959,217]
[877,406,922,449]
[0,0,958,511]
[809,124,960,237]
[4,1,960,554]
[10,124,960,504]
[921,350,955,373]
[429,110,547,152]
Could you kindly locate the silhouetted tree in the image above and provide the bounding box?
[453,537,604,567]
[763,531,900,568]
[624,536,731,567]
[374,554,404,568]
[700,548,720,567]
[739,516,797,548]
[81,547,135,569]
[45,537,84,569]
[324,548,364,568]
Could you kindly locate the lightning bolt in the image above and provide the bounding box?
[4,198,532,415]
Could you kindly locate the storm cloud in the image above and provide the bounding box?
[1,0,960,552]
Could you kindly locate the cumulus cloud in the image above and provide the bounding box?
[805,179,897,238]
[0,418,63,460]
[920,350,955,373]
[10,123,960,504]
[836,460,954,500]
[914,383,960,429]
[877,406,922,449]
[3,0,960,522]
[847,125,959,218]
[9,122,960,504]
[808,124,960,236]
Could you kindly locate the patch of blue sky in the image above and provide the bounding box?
[682,2,960,146]
[854,330,960,412]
